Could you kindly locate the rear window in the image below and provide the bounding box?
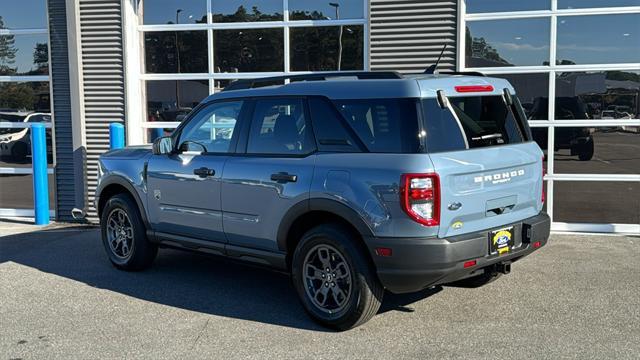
[333,98,420,153]
[447,95,526,148]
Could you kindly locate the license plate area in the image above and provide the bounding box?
[489,226,515,255]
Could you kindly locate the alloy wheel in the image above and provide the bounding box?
[302,244,353,314]
[106,208,134,259]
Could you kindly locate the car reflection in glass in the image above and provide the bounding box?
[0,112,53,165]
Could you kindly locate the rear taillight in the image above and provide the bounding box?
[541,156,546,203]
[400,173,440,226]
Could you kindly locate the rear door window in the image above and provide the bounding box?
[333,98,420,153]
[247,98,315,155]
[447,95,525,148]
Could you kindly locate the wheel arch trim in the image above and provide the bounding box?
[276,198,375,252]
[96,175,150,228]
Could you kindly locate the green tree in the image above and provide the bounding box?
[0,16,18,75]
[465,26,509,66]
[33,42,49,73]
[0,83,35,110]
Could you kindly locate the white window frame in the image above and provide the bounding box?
[123,0,370,145]
[0,3,57,218]
[458,0,640,234]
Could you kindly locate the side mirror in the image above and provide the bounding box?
[152,136,173,155]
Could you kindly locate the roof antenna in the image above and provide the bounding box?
[424,44,447,74]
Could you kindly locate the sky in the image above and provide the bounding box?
[0,0,47,29]
[468,13,639,66]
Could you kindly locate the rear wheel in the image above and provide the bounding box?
[291,224,383,331]
[100,193,157,271]
[577,138,594,161]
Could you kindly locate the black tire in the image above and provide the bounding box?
[100,193,157,271]
[291,224,383,331]
[577,138,594,161]
[448,270,502,288]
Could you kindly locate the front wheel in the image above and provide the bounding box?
[291,224,384,331]
[100,193,157,271]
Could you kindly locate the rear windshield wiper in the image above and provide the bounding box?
[471,133,503,141]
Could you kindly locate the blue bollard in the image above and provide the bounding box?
[31,123,50,225]
[109,122,125,149]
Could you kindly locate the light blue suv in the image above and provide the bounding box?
[96,71,550,330]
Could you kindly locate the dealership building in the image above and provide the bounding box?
[0,0,638,233]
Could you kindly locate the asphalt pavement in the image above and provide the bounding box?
[0,223,639,359]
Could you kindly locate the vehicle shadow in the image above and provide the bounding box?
[0,227,440,331]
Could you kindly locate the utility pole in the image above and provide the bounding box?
[329,3,342,71]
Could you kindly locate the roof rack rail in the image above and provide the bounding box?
[222,71,404,91]
[439,71,486,77]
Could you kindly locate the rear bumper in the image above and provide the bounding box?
[366,212,550,294]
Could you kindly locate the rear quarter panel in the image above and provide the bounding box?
[311,153,440,238]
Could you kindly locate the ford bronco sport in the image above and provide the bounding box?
[96,71,550,330]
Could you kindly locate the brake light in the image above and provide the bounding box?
[541,156,546,203]
[400,173,440,226]
[454,85,494,93]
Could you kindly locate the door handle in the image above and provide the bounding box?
[270,172,297,183]
[193,167,215,178]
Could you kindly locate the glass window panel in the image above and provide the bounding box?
[555,71,640,120]
[308,97,359,153]
[465,0,549,13]
[553,181,639,224]
[531,126,549,158]
[553,127,640,175]
[289,0,364,20]
[0,173,55,210]
[0,128,53,167]
[290,26,364,71]
[212,0,283,22]
[491,73,549,120]
[0,0,47,29]
[145,80,209,142]
[0,82,50,113]
[178,101,243,153]
[247,98,313,155]
[334,98,420,153]
[0,34,49,76]
[142,0,207,25]
[144,31,207,73]
[465,19,550,67]
[213,79,235,93]
[213,29,284,72]
[557,14,640,65]
[558,0,640,9]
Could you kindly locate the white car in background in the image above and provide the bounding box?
[600,110,616,119]
[0,112,52,163]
